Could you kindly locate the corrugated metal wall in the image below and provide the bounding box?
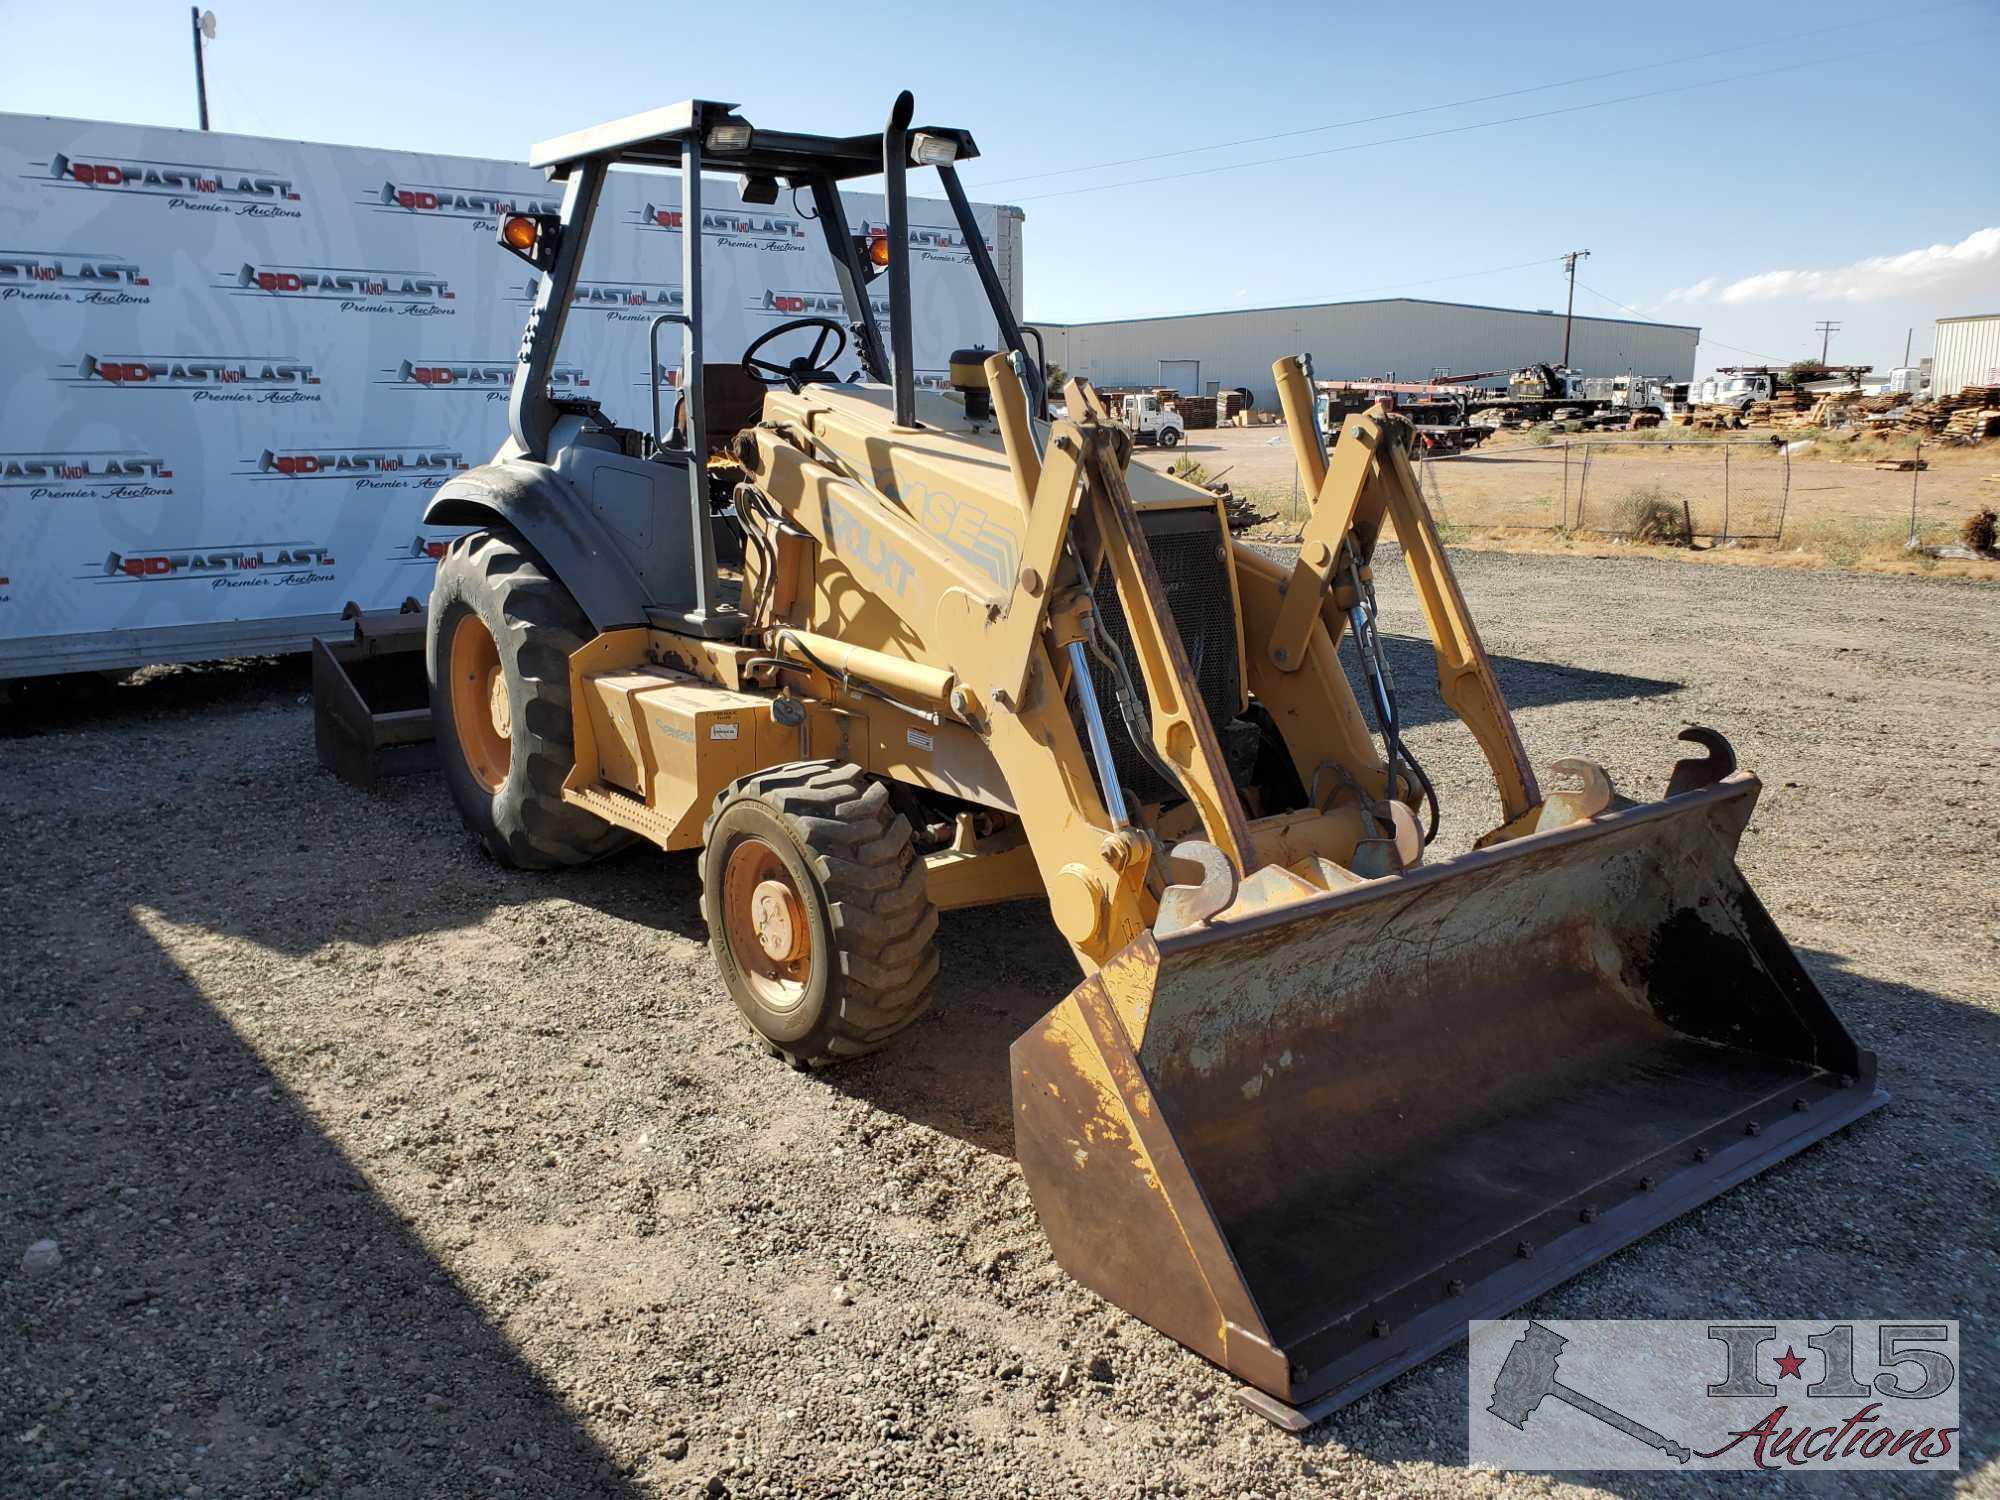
[1030,297,1699,407]
[1931,315,2000,397]
[992,206,1026,316]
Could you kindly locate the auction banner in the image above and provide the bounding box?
[0,112,1006,675]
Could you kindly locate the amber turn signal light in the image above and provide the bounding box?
[501,215,539,252]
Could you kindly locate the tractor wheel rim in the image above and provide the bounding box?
[722,838,812,1014]
[449,612,510,794]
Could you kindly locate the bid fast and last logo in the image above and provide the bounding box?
[635,203,808,253]
[855,219,991,266]
[32,150,302,218]
[87,542,336,590]
[59,354,322,405]
[513,276,683,323]
[751,286,887,320]
[223,262,455,317]
[0,251,152,307]
[0,451,175,502]
[379,359,588,402]
[366,179,560,231]
[241,447,467,492]
[392,534,466,566]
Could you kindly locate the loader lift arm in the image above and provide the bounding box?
[1272,354,1540,833]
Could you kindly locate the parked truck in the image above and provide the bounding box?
[1113,390,1185,447]
[1447,363,1616,426]
[1610,374,1689,417]
[1691,365,1873,416]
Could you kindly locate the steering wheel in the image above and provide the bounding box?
[742,317,849,392]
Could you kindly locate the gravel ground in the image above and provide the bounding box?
[3,549,1995,1499]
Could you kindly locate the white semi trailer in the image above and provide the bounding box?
[0,113,1023,681]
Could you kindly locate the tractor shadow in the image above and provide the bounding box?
[0,901,648,1497]
[824,899,1077,1157]
[0,653,711,960]
[1381,633,1681,730]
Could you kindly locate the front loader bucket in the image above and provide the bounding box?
[1011,774,1883,1429]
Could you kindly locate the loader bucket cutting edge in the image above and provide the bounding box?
[1010,773,1884,1428]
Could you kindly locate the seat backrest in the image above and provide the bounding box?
[673,363,769,456]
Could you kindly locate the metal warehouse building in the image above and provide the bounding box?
[1931,314,2000,397]
[1029,296,1701,406]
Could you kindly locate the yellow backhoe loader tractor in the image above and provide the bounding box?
[420,95,1882,1428]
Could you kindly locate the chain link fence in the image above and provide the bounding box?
[1254,431,1957,552]
[1414,439,1796,541]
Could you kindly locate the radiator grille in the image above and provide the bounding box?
[1080,506,1240,807]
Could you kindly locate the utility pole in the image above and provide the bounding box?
[1560,250,1590,366]
[1814,319,1840,365]
[190,9,216,131]
[1903,327,1913,366]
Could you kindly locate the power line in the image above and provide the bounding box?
[974,2,1977,192]
[1007,29,1988,204]
[1574,281,1650,318]
[1577,281,1785,364]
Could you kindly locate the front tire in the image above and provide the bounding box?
[1159,427,1181,448]
[427,526,631,869]
[701,762,938,1067]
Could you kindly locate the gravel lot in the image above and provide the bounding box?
[4,549,1995,1499]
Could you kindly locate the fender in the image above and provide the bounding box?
[424,458,651,631]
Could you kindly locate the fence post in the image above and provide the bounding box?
[1561,441,1570,530]
[1722,443,1731,542]
[1576,444,1591,529]
[1907,439,1922,546]
[1775,441,1791,544]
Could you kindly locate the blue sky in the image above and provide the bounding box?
[5,0,1996,375]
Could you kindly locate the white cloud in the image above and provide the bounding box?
[1660,276,1716,305]
[1662,228,2000,307]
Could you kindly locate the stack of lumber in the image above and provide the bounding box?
[1770,393,1862,431]
[1746,390,1813,424]
[1893,401,1948,435]
[1894,386,2000,437]
[1176,396,1217,429]
[1944,405,2000,440]
[1215,389,1249,422]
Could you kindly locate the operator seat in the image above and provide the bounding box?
[672,363,769,457]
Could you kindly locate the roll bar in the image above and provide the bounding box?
[511,94,1037,458]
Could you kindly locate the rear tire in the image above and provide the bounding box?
[701,762,938,1067]
[427,526,631,869]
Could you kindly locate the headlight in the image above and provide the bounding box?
[705,122,753,153]
[909,131,958,165]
